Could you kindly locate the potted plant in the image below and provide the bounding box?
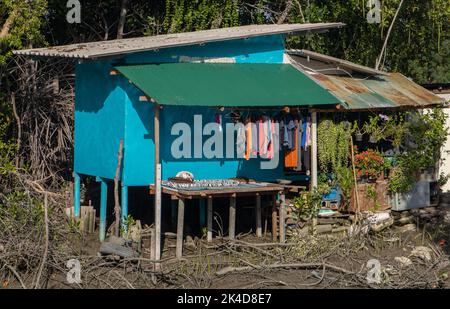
[355,130,363,142]
[354,150,386,182]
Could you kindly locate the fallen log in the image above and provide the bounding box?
[216,262,355,276]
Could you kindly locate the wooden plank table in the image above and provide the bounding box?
[150,182,286,258]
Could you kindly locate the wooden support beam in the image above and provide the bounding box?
[74,172,81,218]
[150,228,156,261]
[207,196,213,243]
[272,194,278,241]
[279,192,286,243]
[176,198,185,259]
[255,194,262,238]
[154,102,162,262]
[99,178,108,242]
[121,185,128,234]
[229,196,236,239]
[155,164,162,261]
[311,111,318,190]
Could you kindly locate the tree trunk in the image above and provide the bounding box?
[277,0,294,24]
[114,140,124,237]
[0,10,17,39]
[375,0,404,70]
[116,0,129,39]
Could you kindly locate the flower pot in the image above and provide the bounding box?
[355,132,363,142]
[369,135,377,143]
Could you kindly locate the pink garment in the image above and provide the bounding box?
[267,120,276,159]
[215,114,223,132]
[258,119,265,157]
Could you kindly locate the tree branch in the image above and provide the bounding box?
[116,0,129,39]
[277,0,294,24]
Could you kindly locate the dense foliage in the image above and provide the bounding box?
[0,0,449,183]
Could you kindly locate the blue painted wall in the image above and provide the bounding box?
[74,60,126,180]
[75,34,309,185]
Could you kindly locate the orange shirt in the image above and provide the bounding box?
[284,126,298,168]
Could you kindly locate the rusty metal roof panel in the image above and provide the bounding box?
[302,71,445,110]
[13,23,344,59]
[364,73,445,107]
[305,72,397,109]
[287,51,445,110]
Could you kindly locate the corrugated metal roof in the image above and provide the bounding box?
[287,52,445,110]
[13,23,344,60]
[288,49,387,76]
[115,63,341,107]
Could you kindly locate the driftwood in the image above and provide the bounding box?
[216,262,355,276]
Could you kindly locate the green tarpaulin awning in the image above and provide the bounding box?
[115,63,341,107]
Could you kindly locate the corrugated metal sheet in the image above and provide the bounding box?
[287,52,445,110]
[288,49,387,76]
[303,71,445,110]
[115,63,341,107]
[13,23,344,59]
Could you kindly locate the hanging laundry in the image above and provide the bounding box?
[258,115,272,157]
[215,113,223,132]
[307,117,312,147]
[244,119,252,160]
[294,118,303,171]
[251,118,259,157]
[301,116,308,149]
[281,114,297,151]
[236,122,246,158]
[264,115,271,152]
[267,119,278,160]
[258,118,265,156]
[284,123,299,168]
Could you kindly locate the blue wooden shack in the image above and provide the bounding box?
[15,23,347,253]
[15,23,445,259]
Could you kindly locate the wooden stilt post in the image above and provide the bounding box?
[154,102,162,262]
[255,194,262,238]
[98,178,108,242]
[311,111,318,231]
[114,139,124,237]
[279,192,286,243]
[121,185,128,234]
[229,195,236,239]
[272,194,278,241]
[207,196,213,243]
[74,172,81,218]
[311,111,318,189]
[176,198,185,259]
